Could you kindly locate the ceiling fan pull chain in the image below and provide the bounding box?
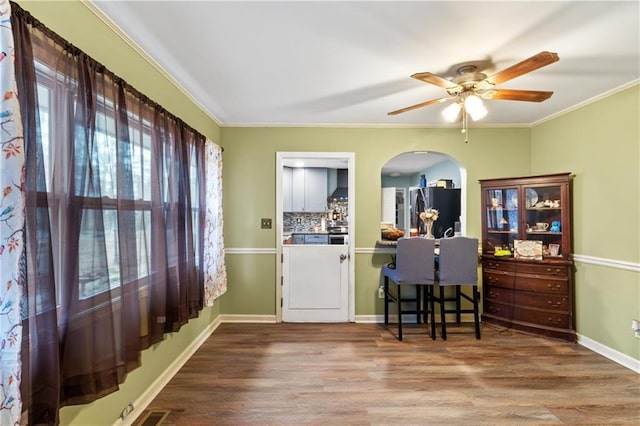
[461,108,469,143]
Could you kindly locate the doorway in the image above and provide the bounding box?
[381,151,467,237]
[275,152,355,322]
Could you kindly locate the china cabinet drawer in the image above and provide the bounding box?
[515,276,568,295]
[513,291,569,311]
[483,300,512,319]
[485,285,513,304]
[512,306,570,329]
[483,271,515,289]
[515,263,568,278]
[483,260,515,272]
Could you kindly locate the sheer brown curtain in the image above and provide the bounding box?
[12,3,206,423]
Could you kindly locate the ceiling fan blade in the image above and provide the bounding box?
[485,51,559,86]
[488,89,554,102]
[411,72,461,90]
[387,97,449,115]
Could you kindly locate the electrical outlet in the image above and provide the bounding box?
[632,319,640,339]
[378,286,385,299]
[261,218,272,229]
[120,403,134,420]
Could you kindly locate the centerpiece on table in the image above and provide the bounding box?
[419,208,439,239]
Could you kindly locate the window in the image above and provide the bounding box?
[11,5,219,420]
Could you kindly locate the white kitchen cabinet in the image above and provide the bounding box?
[305,168,328,212]
[290,167,327,212]
[283,167,293,212]
[291,168,306,211]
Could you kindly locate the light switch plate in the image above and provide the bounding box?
[261,218,272,229]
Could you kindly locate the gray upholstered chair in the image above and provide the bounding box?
[382,237,436,341]
[435,236,481,339]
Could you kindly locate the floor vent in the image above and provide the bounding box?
[136,410,170,426]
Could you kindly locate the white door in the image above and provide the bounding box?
[282,245,349,322]
[276,152,355,323]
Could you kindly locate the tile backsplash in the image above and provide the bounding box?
[284,200,348,232]
[284,212,326,232]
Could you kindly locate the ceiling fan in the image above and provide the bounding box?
[388,51,559,136]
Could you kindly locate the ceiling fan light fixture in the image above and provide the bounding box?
[464,94,487,121]
[442,102,461,122]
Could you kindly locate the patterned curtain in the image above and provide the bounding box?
[204,140,227,306]
[0,1,25,424]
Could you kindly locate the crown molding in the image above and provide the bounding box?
[81,0,222,127]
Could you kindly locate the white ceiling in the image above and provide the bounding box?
[90,1,639,129]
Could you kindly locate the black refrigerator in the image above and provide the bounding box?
[410,187,461,238]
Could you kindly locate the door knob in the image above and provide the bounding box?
[340,253,348,261]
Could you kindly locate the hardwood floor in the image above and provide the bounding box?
[136,322,640,425]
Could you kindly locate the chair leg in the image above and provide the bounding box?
[421,285,434,339]
[429,286,436,340]
[455,285,462,323]
[473,286,481,339]
[439,286,447,340]
[397,284,403,341]
[416,286,422,324]
[421,286,429,325]
[384,277,389,325]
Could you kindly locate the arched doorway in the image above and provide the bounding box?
[381,151,467,237]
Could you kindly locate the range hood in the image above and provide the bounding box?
[329,169,348,200]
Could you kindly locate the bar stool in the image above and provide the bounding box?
[434,236,481,339]
[382,237,436,341]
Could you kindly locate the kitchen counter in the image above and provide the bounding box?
[376,239,401,246]
[284,232,329,245]
[284,231,348,245]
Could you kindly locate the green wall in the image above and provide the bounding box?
[531,85,639,262]
[219,126,531,318]
[221,126,530,249]
[531,85,640,360]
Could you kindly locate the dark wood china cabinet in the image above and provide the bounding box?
[479,173,575,342]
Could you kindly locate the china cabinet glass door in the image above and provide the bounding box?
[523,184,565,257]
[484,186,519,252]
